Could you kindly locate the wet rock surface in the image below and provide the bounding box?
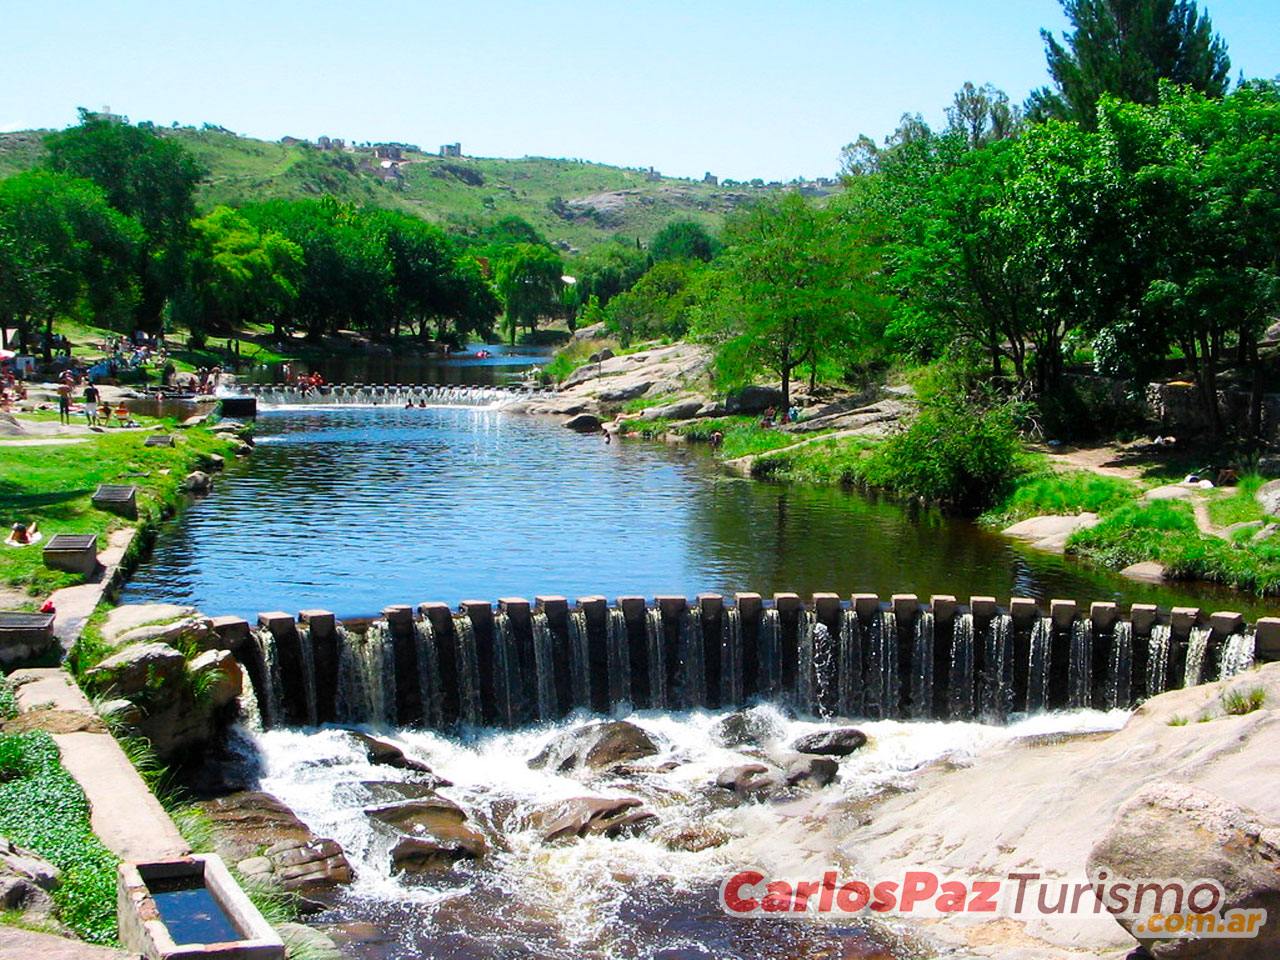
[790,727,867,756]
[529,719,660,774]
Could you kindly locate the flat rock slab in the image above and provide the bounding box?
[0,926,132,959]
[101,602,199,643]
[1002,514,1099,553]
[1143,483,1200,501]
[9,667,95,714]
[1120,561,1166,583]
[53,731,191,862]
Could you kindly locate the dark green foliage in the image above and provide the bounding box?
[1030,0,1231,127]
[0,679,17,720]
[858,397,1026,511]
[649,219,717,262]
[0,732,119,943]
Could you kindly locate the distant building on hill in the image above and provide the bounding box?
[703,172,718,185]
[645,166,661,182]
[440,143,462,158]
[98,106,126,123]
[280,136,308,147]
[374,144,403,160]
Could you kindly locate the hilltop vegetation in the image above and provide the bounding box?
[0,124,789,253]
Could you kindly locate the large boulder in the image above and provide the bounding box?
[782,754,840,789]
[188,649,242,709]
[349,732,441,779]
[101,604,200,644]
[108,616,215,653]
[200,792,354,893]
[641,397,705,421]
[390,836,475,874]
[524,796,655,843]
[365,798,488,858]
[1088,780,1280,959]
[85,643,187,698]
[0,837,60,925]
[725,384,784,415]
[1256,479,1280,518]
[563,413,603,433]
[529,720,660,775]
[790,727,868,757]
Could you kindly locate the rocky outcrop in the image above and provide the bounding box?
[180,470,213,493]
[790,727,867,757]
[1088,781,1280,958]
[725,384,784,414]
[366,795,488,873]
[85,641,241,762]
[529,720,660,775]
[1256,479,1280,517]
[714,762,786,802]
[781,753,839,788]
[200,792,354,892]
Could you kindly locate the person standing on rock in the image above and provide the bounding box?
[83,381,100,426]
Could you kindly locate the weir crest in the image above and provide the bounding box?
[210,594,1278,731]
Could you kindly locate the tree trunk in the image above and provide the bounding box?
[1249,338,1265,442]
[1194,331,1223,439]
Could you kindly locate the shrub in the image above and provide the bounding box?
[858,396,1026,511]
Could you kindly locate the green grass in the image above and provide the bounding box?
[1222,687,1267,715]
[752,435,879,484]
[1068,499,1280,595]
[0,425,235,596]
[981,469,1140,528]
[1167,714,1189,726]
[0,732,119,944]
[1206,473,1268,529]
[0,679,17,720]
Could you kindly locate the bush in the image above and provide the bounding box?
[858,396,1026,511]
[540,338,617,384]
[0,732,119,943]
[1222,687,1266,716]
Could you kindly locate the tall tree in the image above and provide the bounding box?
[695,194,884,413]
[649,220,718,263]
[44,110,205,330]
[0,171,142,357]
[188,206,302,335]
[1029,0,1230,128]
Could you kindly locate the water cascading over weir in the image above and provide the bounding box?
[203,593,1279,730]
[240,383,554,407]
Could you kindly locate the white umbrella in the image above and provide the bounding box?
[0,349,15,360]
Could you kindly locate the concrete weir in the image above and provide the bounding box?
[214,594,1277,731]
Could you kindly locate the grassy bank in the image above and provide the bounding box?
[0,425,237,597]
[0,726,119,943]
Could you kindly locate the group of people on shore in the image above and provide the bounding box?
[55,371,134,427]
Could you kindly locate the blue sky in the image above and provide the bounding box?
[3,1,1275,181]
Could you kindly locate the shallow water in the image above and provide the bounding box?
[243,707,1128,959]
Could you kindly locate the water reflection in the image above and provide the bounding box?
[123,406,1274,620]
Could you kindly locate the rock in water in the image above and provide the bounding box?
[1088,780,1280,958]
[790,728,867,757]
[563,413,603,432]
[525,796,655,843]
[349,731,440,777]
[529,720,659,774]
[709,709,784,747]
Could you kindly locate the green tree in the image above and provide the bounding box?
[188,206,302,333]
[1028,0,1231,128]
[44,110,205,330]
[607,259,707,345]
[695,194,884,412]
[0,171,142,357]
[494,243,564,344]
[649,219,718,262]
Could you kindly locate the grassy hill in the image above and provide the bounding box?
[0,125,822,253]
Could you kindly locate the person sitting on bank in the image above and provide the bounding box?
[5,521,40,546]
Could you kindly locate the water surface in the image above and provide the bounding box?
[121,405,1269,619]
